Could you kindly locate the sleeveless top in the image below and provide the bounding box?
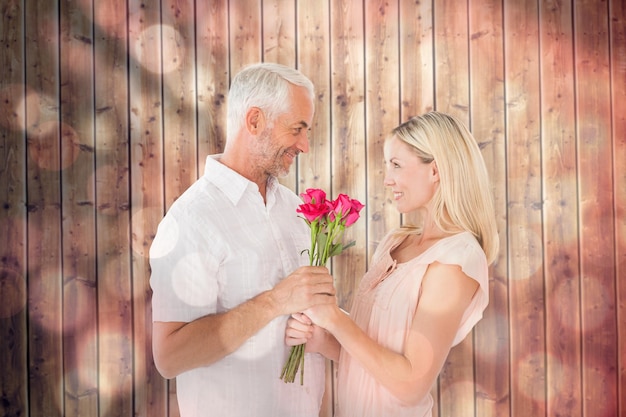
[336,231,489,417]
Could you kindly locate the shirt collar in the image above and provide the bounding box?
[203,154,277,205]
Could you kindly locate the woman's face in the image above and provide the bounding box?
[383,135,439,214]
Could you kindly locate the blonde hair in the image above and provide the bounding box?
[389,111,499,264]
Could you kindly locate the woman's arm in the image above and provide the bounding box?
[307,261,479,406]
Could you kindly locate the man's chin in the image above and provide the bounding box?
[276,158,295,177]
[276,167,291,178]
[268,164,291,178]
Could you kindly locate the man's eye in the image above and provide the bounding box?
[292,127,303,135]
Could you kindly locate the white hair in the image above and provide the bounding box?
[226,63,314,140]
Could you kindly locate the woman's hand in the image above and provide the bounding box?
[303,302,341,331]
[285,312,341,360]
[285,312,314,347]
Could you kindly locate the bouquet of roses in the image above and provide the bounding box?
[280,188,364,384]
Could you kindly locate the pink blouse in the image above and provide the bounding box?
[336,231,489,417]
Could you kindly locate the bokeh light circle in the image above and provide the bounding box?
[132,25,184,74]
[28,121,81,171]
[0,84,40,132]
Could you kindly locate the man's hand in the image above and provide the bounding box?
[267,265,336,316]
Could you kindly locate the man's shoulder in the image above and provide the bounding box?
[166,176,224,216]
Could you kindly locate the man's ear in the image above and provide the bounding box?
[245,107,265,135]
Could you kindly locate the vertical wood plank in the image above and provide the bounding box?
[128,0,167,415]
[297,4,333,414]
[574,1,618,417]
[399,0,434,119]
[432,0,470,417]
[93,1,133,416]
[59,0,99,416]
[160,1,196,414]
[539,1,582,416]
[162,0,197,208]
[297,0,332,194]
[398,0,434,231]
[435,0,483,415]
[467,1,508,417]
[364,0,401,258]
[504,1,546,417]
[432,2,472,414]
[329,0,367,413]
[609,0,626,413]
[263,0,298,191]
[434,0,470,119]
[229,0,262,72]
[263,0,296,65]
[196,0,229,158]
[0,0,28,416]
[329,0,367,312]
[24,0,64,415]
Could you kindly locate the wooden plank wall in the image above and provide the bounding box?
[0,0,624,416]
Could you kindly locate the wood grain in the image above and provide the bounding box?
[128,0,167,415]
[196,0,229,158]
[94,1,133,415]
[610,0,626,413]
[59,1,98,415]
[0,1,27,416]
[504,1,546,416]
[435,0,478,415]
[574,1,618,416]
[540,1,582,416]
[24,0,64,415]
[0,1,623,416]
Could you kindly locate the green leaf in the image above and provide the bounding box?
[329,243,343,258]
[316,232,329,248]
[342,240,356,250]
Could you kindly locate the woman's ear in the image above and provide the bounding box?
[245,107,266,135]
[430,161,440,183]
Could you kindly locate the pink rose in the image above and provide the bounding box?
[344,198,365,227]
[297,203,330,223]
[300,188,326,205]
[328,194,364,226]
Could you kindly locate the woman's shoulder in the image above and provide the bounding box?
[427,231,488,281]
[439,231,482,251]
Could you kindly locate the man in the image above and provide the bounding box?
[149,63,335,417]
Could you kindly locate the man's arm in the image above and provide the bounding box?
[152,265,335,378]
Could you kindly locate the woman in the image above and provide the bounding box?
[285,111,499,416]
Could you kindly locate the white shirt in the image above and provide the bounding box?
[150,155,325,417]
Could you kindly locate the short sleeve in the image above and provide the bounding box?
[427,233,489,346]
[149,208,221,323]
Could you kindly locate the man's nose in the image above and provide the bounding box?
[297,131,310,153]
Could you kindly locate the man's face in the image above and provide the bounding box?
[255,85,314,178]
